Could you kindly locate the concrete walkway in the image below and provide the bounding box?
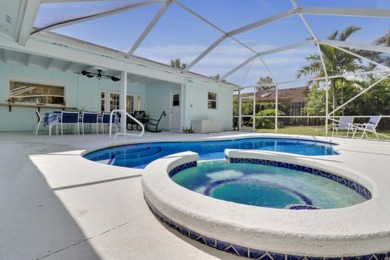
[1,131,389,259]
[0,131,245,260]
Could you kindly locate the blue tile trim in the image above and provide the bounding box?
[144,195,389,259]
[227,157,372,200]
[168,161,197,177]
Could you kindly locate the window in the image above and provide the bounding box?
[172,94,180,106]
[9,81,64,105]
[208,92,217,109]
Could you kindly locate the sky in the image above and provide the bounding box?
[34,0,390,89]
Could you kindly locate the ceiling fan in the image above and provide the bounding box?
[80,69,120,82]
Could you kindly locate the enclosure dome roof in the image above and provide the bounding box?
[1,0,389,88]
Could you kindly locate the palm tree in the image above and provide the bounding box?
[375,30,390,46]
[373,30,390,66]
[256,76,275,91]
[170,58,186,69]
[297,26,364,112]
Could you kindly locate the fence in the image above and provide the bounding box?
[233,115,390,139]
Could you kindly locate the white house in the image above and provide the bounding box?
[0,51,236,132]
[0,2,237,133]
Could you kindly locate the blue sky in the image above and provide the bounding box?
[35,0,390,88]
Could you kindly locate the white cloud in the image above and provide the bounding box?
[136,42,317,87]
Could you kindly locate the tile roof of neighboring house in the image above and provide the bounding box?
[241,86,310,103]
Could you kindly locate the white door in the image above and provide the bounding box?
[170,89,181,131]
[101,91,120,112]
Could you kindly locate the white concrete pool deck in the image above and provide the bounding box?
[1,131,390,259]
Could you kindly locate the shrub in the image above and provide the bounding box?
[255,109,285,129]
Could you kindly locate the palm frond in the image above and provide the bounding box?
[375,30,390,46]
[328,30,338,40]
[339,26,362,41]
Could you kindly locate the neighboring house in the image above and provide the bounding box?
[256,86,309,120]
[238,86,309,126]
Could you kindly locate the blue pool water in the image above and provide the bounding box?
[84,138,337,169]
[171,160,366,209]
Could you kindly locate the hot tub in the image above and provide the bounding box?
[142,149,390,258]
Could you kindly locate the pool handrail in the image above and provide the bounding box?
[109,109,144,139]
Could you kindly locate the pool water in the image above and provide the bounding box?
[84,138,337,169]
[170,160,366,209]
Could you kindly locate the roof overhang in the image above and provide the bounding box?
[0,28,240,90]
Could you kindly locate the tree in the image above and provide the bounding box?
[342,30,390,116]
[233,94,254,127]
[170,58,186,69]
[297,26,364,113]
[375,30,390,46]
[233,95,252,116]
[373,30,390,66]
[256,76,275,91]
[353,78,390,116]
[303,84,328,116]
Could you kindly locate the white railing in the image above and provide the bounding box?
[109,109,144,139]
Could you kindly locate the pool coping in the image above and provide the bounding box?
[142,148,390,257]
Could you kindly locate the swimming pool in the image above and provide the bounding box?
[84,137,337,168]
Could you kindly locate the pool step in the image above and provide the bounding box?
[114,147,162,159]
[110,146,165,167]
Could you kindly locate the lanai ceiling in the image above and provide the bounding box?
[1,0,390,88]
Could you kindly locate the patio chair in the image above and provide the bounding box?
[81,111,99,134]
[60,111,80,135]
[127,110,147,130]
[332,116,354,138]
[352,115,381,139]
[34,110,60,135]
[100,112,118,134]
[34,109,45,135]
[145,111,166,132]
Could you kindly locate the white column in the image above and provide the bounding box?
[252,87,256,132]
[238,90,241,131]
[325,79,329,136]
[120,71,127,133]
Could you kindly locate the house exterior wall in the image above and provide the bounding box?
[183,78,233,131]
[0,61,234,132]
[0,61,145,131]
[144,81,181,131]
[143,79,233,132]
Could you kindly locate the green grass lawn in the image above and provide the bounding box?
[255,126,390,139]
